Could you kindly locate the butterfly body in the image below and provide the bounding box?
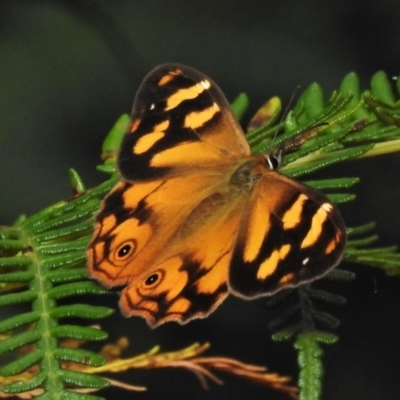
[88,64,346,327]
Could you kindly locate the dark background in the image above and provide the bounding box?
[1,1,400,399]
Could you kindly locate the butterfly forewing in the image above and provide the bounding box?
[118,64,250,182]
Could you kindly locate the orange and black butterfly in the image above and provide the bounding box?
[87,64,346,327]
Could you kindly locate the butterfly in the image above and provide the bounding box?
[87,64,346,327]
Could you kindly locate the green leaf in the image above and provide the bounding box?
[0,350,44,376]
[53,348,106,367]
[69,169,86,195]
[1,371,47,393]
[45,268,88,284]
[47,282,109,300]
[0,311,41,333]
[0,270,35,282]
[0,331,42,354]
[302,83,325,117]
[230,93,250,120]
[50,325,108,341]
[101,113,131,160]
[59,391,106,400]
[370,71,396,105]
[306,289,346,305]
[0,290,38,306]
[59,370,109,389]
[50,304,113,320]
[41,251,86,270]
[295,332,338,400]
[326,193,356,204]
[304,177,360,190]
[0,255,32,268]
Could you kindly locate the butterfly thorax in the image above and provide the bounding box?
[229,156,267,190]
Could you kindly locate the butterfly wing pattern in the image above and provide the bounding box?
[88,64,346,327]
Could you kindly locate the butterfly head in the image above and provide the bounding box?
[264,148,283,170]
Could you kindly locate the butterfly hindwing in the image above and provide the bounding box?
[118,64,251,182]
[228,168,346,298]
[119,179,247,326]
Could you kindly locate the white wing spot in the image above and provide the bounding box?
[302,257,310,265]
[322,203,333,213]
[199,79,211,90]
[149,103,155,110]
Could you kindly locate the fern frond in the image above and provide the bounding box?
[0,159,127,398]
[295,331,338,400]
[268,277,347,400]
[344,222,400,274]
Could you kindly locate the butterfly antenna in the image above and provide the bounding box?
[272,85,302,142]
[266,86,301,170]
